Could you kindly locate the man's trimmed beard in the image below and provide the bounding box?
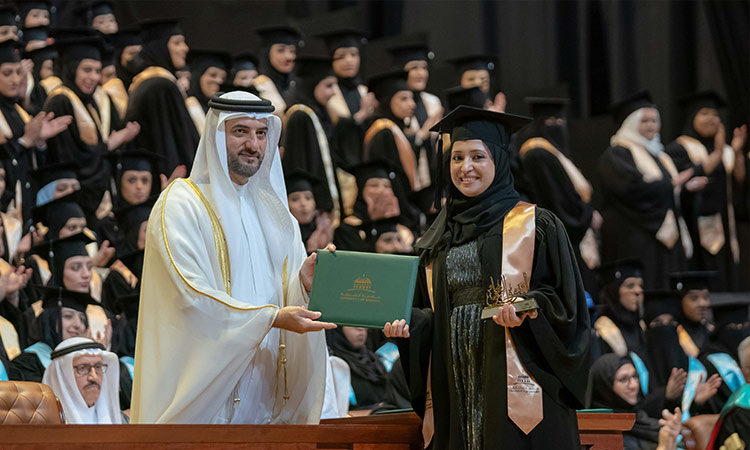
[228,150,263,178]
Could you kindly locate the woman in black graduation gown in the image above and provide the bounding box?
[43,36,140,228]
[596,91,689,290]
[326,327,388,410]
[254,25,302,114]
[669,271,714,353]
[111,28,143,91]
[23,43,58,116]
[282,55,340,215]
[284,170,333,255]
[386,106,591,450]
[187,50,229,113]
[665,91,747,291]
[126,18,199,175]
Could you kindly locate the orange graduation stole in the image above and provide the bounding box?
[502,201,543,434]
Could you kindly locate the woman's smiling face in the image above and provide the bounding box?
[450,139,495,197]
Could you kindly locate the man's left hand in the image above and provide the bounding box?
[300,243,336,292]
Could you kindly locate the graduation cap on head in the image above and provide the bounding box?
[346,158,398,191]
[29,160,79,191]
[21,25,48,43]
[108,149,161,174]
[188,49,231,75]
[670,271,715,292]
[0,5,17,27]
[609,90,654,126]
[15,1,51,19]
[367,69,410,102]
[110,27,141,50]
[448,54,496,74]
[208,92,275,114]
[596,258,644,289]
[217,83,259,97]
[33,231,95,286]
[284,170,322,195]
[525,97,569,119]
[138,18,183,44]
[678,90,726,115]
[75,0,114,19]
[317,28,366,56]
[256,24,303,48]
[30,190,85,237]
[55,35,105,63]
[40,285,96,313]
[295,54,333,86]
[430,105,531,146]
[387,40,433,69]
[0,38,22,64]
[443,86,488,111]
[643,290,683,325]
[231,52,258,73]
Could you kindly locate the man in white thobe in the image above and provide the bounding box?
[131,91,335,424]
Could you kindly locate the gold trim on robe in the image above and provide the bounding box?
[129,66,179,95]
[0,315,21,360]
[102,77,129,120]
[0,211,22,262]
[253,74,286,116]
[30,254,51,286]
[284,104,341,225]
[91,87,111,143]
[39,76,62,94]
[325,83,369,125]
[676,325,700,358]
[364,118,424,191]
[47,85,99,146]
[594,315,629,357]
[185,96,206,136]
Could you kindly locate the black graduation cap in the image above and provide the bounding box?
[217,83,259,97]
[295,54,333,86]
[367,69,410,102]
[32,231,95,286]
[429,105,532,145]
[448,54,496,74]
[255,24,303,48]
[23,44,56,65]
[108,149,161,174]
[608,90,654,126]
[15,1,51,19]
[643,290,683,325]
[55,35,105,63]
[110,27,141,50]
[284,170,321,195]
[670,271,715,292]
[387,41,432,68]
[364,216,401,240]
[317,28,366,56]
[188,49,231,74]
[40,286,96,313]
[76,0,114,19]
[678,90,726,114]
[443,86,489,111]
[0,5,17,27]
[596,258,644,288]
[138,18,183,44]
[231,52,258,73]
[28,160,79,191]
[21,25,48,43]
[207,92,275,113]
[346,159,398,191]
[711,298,749,329]
[0,39,22,64]
[525,97,569,118]
[30,190,84,230]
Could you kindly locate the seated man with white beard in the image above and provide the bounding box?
[43,337,123,424]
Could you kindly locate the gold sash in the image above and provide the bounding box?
[364,118,424,191]
[676,135,739,261]
[254,74,286,116]
[47,86,99,146]
[129,66,179,95]
[185,96,206,135]
[0,104,30,144]
[86,304,108,344]
[501,201,543,434]
[676,325,700,358]
[0,315,20,360]
[39,76,62,94]
[594,315,629,357]
[91,87,111,143]
[102,77,129,120]
[1,211,21,262]
[30,254,51,286]
[284,104,341,225]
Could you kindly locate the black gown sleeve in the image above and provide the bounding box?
[7,351,44,382]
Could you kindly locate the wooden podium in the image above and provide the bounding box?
[0,412,634,450]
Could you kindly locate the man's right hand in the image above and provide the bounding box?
[273,306,337,334]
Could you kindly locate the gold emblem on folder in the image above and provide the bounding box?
[340,274,382,303]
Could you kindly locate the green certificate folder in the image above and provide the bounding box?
[308,250,419,328]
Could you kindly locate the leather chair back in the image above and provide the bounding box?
[0,381,65,424]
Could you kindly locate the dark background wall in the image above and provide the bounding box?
[56,0,749,178]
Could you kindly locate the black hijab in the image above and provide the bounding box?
[259,47,294,96]
[326,327,387,386]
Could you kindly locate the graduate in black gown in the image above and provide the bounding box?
[0,5,18,44]
[254,24,302,115]
[643,290,689,388]
[387,106,590,450]
[230,53,258,88]
[596,91,689,290]
[110,28,142,91]
[669,271,715,356]
[517,97,597,289]
[17,2,50,29]
[333,159,402,252]
[43,35,140,228]
[284,170,333,255]
[126,18,199,175]
[23,43,58,116]
[185,50,230,134]
[282,55,340,212]
[696,300,750,414]
[363,71,424,230]
[665,91,747,291]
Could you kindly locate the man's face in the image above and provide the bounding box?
[224,116,268,184]
[682,290,710,323]
[73,354,103,408]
